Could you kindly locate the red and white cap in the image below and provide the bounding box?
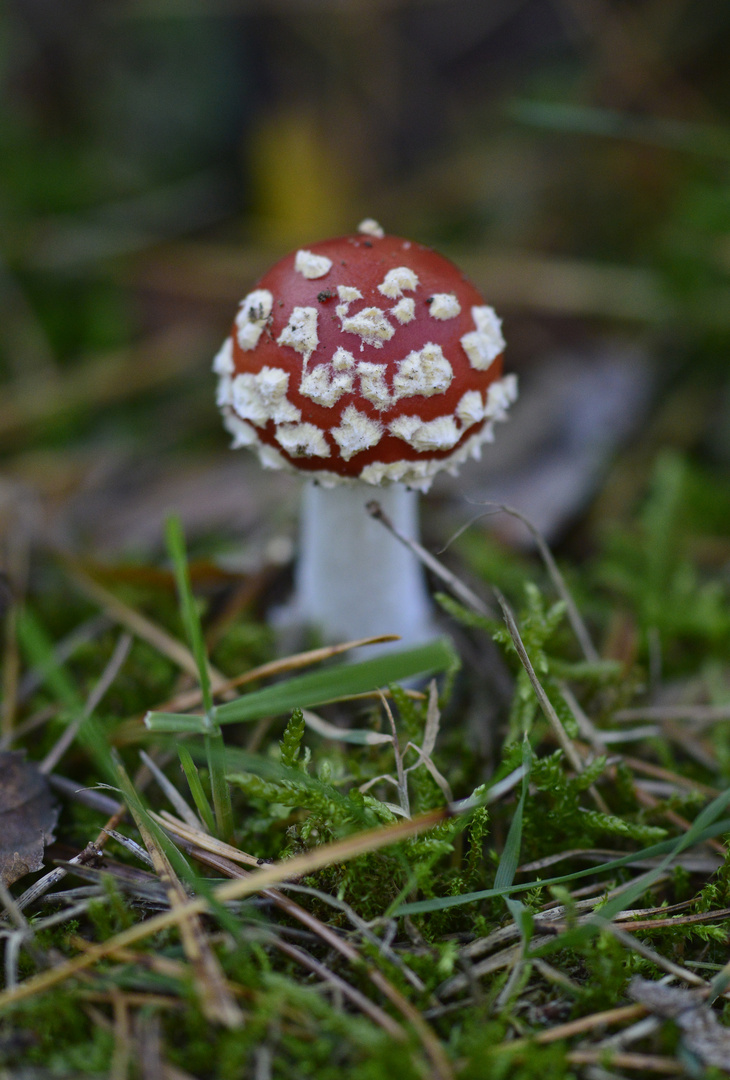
[214,220,517,491]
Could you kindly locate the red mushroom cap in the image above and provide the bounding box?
[214,221,517,490]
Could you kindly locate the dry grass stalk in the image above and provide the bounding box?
[167,824,453,1080]
[155,634,401,715]
[62,559,228,689]
[125,801,244,1028]
[0,803,452,1009]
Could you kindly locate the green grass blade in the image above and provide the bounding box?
[494,737,532,892]
[213,638,457,726]
[16,607,82,712]
[396,815,730,916]
[206,728,235,842]
[145,712,210,734]
[164,515,234,840]
[178,744,217,835]
[165,515,213,717]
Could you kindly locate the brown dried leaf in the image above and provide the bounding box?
[0,752,59,886]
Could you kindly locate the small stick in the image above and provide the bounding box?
[449,502,599,663]
[366,501,494,618]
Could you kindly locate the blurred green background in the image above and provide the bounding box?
[1,0,730,565]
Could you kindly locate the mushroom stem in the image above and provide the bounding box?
[291,482,436,648]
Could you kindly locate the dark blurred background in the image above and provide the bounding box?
[2,0,730,568]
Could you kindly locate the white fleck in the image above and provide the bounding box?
[337,285,362,303]
[341,306,395,349]
[428,293,461,320]
[275,422,331,458]
[223,411,260,449]
[331,405,383,460]
[389,413,461,452]
[212,337,234,376]
[356,362,392,410]
[460,305,505,370]
[391,297,415,324]
[456,389,485,428]
[335,285,363,322]
[357,218,385,239]
[484,373,518,420]
[378,266,419,299]
[234,289,273,351]
[300,364,353,407]
[332,346,355,371]
[359,458,433,490]
[257,444,288,471]
[231,366,301,427]
[392,343,453,400]
[216,372,233,409]
[294,249,332,280]
[235,289,272,352]
[277,306,319,363]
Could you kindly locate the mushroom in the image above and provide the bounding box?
[213,220,518,647]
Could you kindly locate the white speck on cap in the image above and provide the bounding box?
[331,405,383,460]
[258,444,289,471]
[335,285,363,322]
[294,250,333,280]
[484,372,518,420]
[356,362,392,410]
[212,337,234,376]
[300,364,354,407]
[223,412,260,449]
[377,267,419,300]
[235,289,273,351]
[460,306,505,370]
[359,457,433,490]
[392,343,452,400]
[428,293,461,320]
[357,218,385,239]
[331,346,355,371]
[231,367,301,426]
[337,285,362,303]
[277,306,319,363]
[456,389,485,428]
[341,307,395,349]
[389,413,461,452]
[275,422,331,458]
[391,297,415,324]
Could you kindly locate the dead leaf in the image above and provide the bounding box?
[0,752,59,886]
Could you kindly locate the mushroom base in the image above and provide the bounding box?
[282,481,438,651]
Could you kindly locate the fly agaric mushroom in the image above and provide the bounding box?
[213,220,517,646]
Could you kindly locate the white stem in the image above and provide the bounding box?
[291,482,436,648]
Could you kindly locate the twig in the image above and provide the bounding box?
[615,704,730,724]
[368,501,606,809]
[446,501,599,663]
[366,501,494,618]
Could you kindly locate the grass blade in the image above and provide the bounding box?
[178,744,217,835]
[214,638,457,725]
[164,514,233,842]
[494,737,532,892]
